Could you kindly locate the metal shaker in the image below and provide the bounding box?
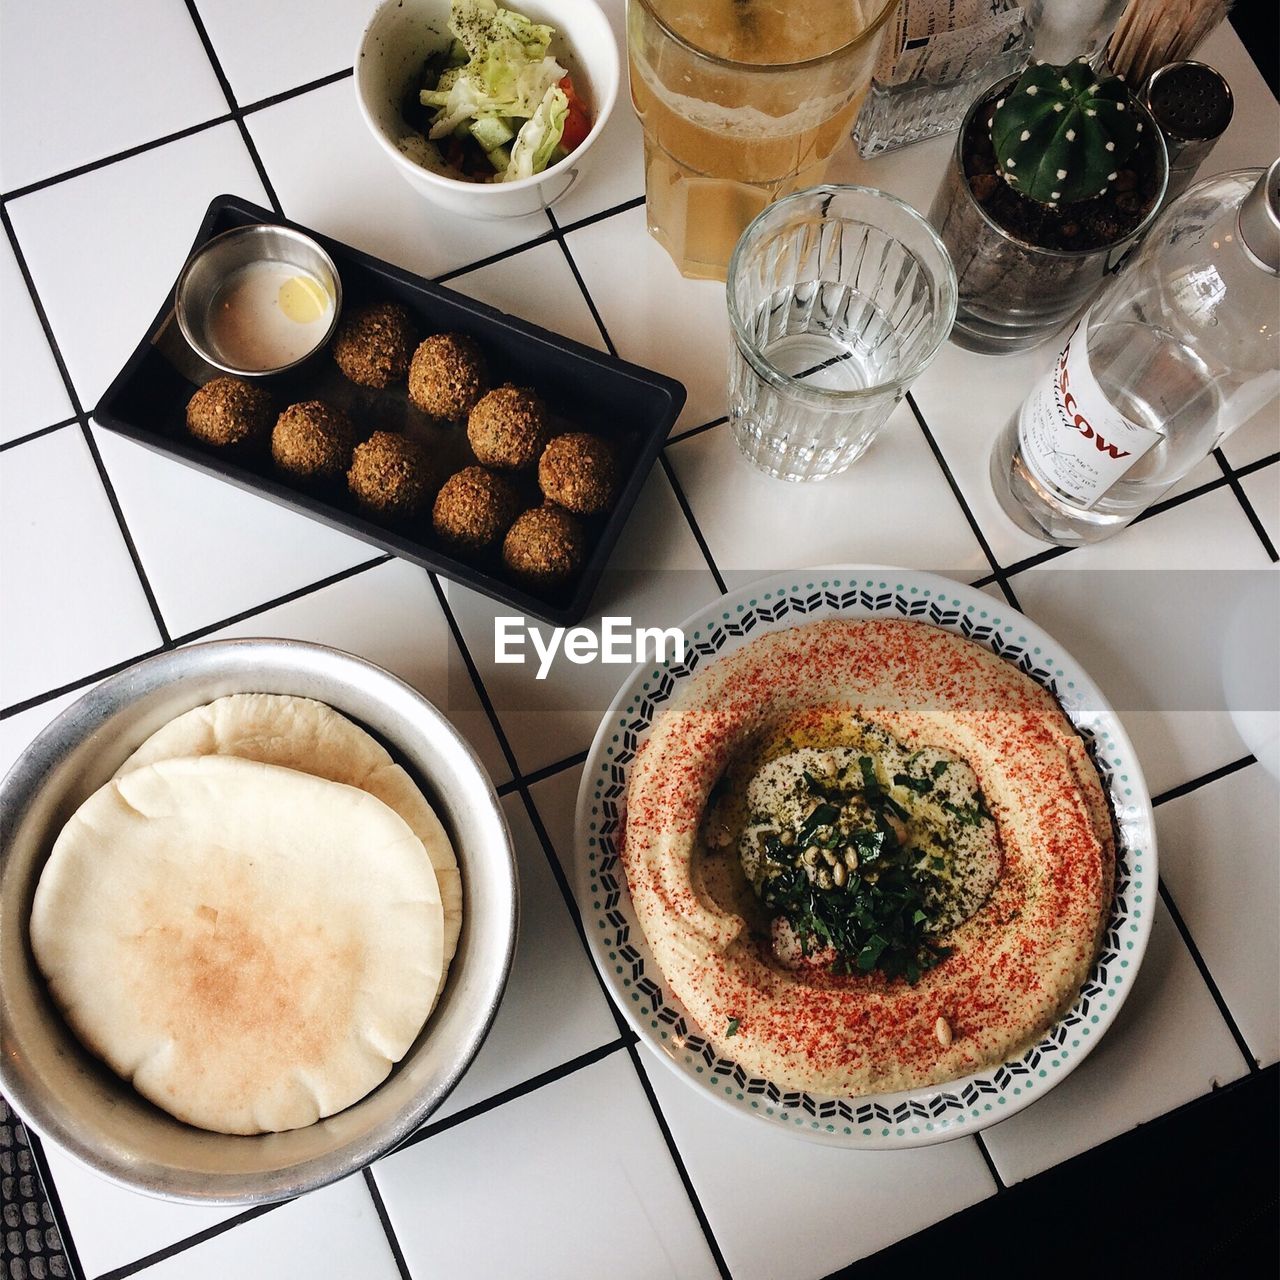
[1140,61,1234,208]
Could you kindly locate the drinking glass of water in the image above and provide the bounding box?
[726,185,957,481]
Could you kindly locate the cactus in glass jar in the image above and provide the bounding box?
[990,60,1142,206]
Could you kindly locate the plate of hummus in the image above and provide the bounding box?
[574,569,1155,1147]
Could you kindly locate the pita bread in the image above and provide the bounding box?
[31,755,444,1135]
[116,694,463,984]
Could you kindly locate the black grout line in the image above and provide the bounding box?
[623,1049,734,1280]
[169,553,393,645]
[432,228,559,283]
[419,555,734,1278]
[1130,471,1235,525]
[545,208,730,595]
[241,67,355,116]
[974,1132,1007,1194]
[0,115,235,205]
[76,422,173,645]
[554,193,646,238]
[994,463,1273,583]
[24,1126,88,1280]
[512,784,733,1280]
[90,1044,633,1280]
[0,554,390,721]
[545,207,620,359]
[1235,451,1280,478]
[667,415,727,445]
[657,452,729,594]
[0,122,640,227]
[0,66,358,210]
[1158,878,1260,1075]
[518,788,614,963]
[1151,754,1256,807]
[183,0,285,218]
[0,647,168,721]
[998,542,1074,578]
[96,1204,283,1280]
[0,204,173,646]
[1147,751,1263,1073]
[386,1039,630,1156]
[904,391,1018,606]
[992,578,1022,610]
[520,747,590,789]
[1215,447,1278,562]
[425,573,524,780]
[0,417,78,452]
[362,1168,415,1280]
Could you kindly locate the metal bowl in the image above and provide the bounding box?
[0,639,517,1204]
[174,223,343,376]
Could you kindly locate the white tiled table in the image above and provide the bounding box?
[2,5,1277,1279]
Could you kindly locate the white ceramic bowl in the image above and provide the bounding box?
[355,0,619,219]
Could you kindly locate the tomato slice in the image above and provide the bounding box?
[559,74,586,114]
[557,75,592,154]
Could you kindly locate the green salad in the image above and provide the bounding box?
[400,0,592,183]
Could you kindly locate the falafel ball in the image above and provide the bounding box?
[538,432,616,515]
[347,431,432,520]
[468,385,548,471]
[502,504,585,584]
[432,465,521,548]
[272,401,357,482]
[332,302,416,388]
[408,333,487,420]
[185,376,274,448]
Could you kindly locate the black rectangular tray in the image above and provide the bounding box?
[95,195,686,626]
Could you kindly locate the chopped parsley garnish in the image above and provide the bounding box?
[801,769,846,802]
[725,1016,739,1037]
[941,799,993,827]
[795,801,841,847]
[893,772,934,795]
[760,842,950,984]
[858,755,880,795]
[755,764,952,983]
[744,745,997,984]
[850,829,887,861]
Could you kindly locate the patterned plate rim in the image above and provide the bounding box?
[573,567,1157,1149]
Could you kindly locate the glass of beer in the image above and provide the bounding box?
[628,0,898,281]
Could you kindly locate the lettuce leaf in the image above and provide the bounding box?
[502,84,568,180]
[420,0,565,141]
[452,0,552,62]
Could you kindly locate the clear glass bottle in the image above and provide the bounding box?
[991,161,1280,546]
[852,0,1032,158]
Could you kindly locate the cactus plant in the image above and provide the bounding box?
[990,60,1142,206]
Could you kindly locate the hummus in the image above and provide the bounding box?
[621,618,1114,1097]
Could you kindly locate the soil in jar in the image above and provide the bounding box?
[962,93,1163,251]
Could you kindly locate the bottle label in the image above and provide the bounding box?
[1018,309,1160,509]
